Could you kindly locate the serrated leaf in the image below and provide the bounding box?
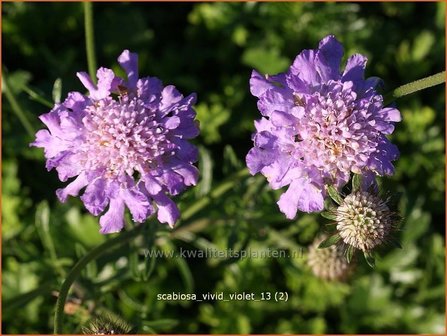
[364,251,376,268]
[352,174,362,191]
[321,211,337,220]
[318,234,341,248]
[327,185,343,205]
[52,78,62,104]
[346,245,355,263]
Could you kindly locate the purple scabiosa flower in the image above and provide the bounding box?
[32,50,199,233]
[247,35,401,220]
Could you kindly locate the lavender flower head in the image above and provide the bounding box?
[247,35,401,219]
[32,50,199,233]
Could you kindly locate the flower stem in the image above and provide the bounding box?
[53,225,143,334]
[384,71,445,105]
[2,73,36,138]
[83,2,97,82]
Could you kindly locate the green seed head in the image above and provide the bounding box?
[336,191,395,252]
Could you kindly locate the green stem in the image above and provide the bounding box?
[384,71,445,105]
[2,74,36,138]
[53,225,143,334]
[83,2,97,82]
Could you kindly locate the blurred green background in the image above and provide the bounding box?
[2,2,445,334]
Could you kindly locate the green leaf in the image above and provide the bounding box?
[324,223,338,233]
[143,319,179,332]
[327,185,343,205]
[346,245,355,263]
[129,250,141,281]
[321,211,337,220]
[364,251,376,268]
[142,252,157,281]
[52,78,62,104]
[175,256,194,293]
[197,146,213,196]
[318,234,341,248]
[352,174,362,191]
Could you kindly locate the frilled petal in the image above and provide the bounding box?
[285,71,309,94]
[31,129,67,158]
[63,92,88,111]
[39,109,63,136]
[172,138,199,163]
[367,136,399,175]
[291,49,320,85]
[95,67,119,99]
[153,193,180,227]
[56,172,88,202]
[246,147,275,175]
[76,72,97,94]
[158,169,185,195]
[121,185,153,223]
[99,197,126,234]
[254,117,272,132]
[257,89,293,117]
[163,116,181,129]
[261,154,294,189]
[80,178,109,216]
[160,85,183,112]
[250,70,286,97]
[380,107,402,122]
[76,68,119,100]
[174,118,200,139]
[270,110,298,127]
[342,54,367,84]
[253,130,277,149]
[137,76,163,105]
[315,35,343,81]
[49,152,84,181]
[277,178,324,219]
[172,162,199,186]
[118,50,139,89]
[143,174,163,195]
